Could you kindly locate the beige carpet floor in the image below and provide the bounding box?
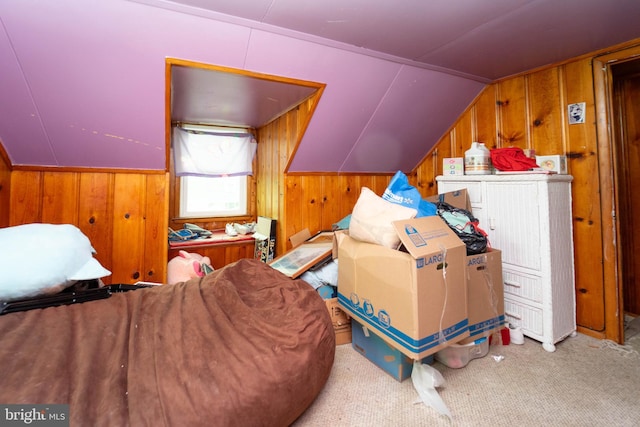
[294,332,640,427]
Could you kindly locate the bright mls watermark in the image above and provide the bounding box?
[0,405,69,426]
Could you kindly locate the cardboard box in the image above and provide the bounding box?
[443,157,464,176]
[326,298,352,345]
[536,155,567,174]
[337,216,469,360]
[425,188,472,211]
[460,249,505,343]
[254,216,276,263]
[351,319,414,381]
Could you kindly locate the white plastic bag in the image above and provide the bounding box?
[411,360,452,420]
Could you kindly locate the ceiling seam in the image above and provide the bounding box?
[420,0,540,59]
[127,0,491,84]
[338,65,405,173]
[0,16,59,165]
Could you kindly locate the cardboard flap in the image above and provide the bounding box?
[425,188,471,211]
[392,216,464,259]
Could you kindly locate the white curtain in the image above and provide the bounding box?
[173,127,257,177]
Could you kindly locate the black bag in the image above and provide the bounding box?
[436,201,489,255]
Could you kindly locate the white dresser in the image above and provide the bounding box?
[436,174,576,352]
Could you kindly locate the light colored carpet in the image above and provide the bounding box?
[294,333,640,427]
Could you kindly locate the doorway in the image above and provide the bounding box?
[611,59,640,318]
[611,58,640,344]
[593,44,640,344]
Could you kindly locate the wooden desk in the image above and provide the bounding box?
[168,231,256,269]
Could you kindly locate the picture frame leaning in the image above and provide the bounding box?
[268,231,334,278]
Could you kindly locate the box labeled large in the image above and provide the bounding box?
[461,249,505,343]
[351,319,413,381]
[337,216,469,360]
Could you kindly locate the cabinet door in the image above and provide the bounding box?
[485,182,541,271]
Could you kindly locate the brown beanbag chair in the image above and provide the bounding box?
[0,258,336,426]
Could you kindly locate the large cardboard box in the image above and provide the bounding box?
[337,216,469,360]
[461,249,505,343]
[351,319,413,381]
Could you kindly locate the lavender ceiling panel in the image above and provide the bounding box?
[155,0,273,21]
[419,0,640,80]
[264,0,532,64]
[245,30,402,172]
[342,66,485,173]
[0,20,56,165]
[0,0,251,169]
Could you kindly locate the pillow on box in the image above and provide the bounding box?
[349,187,417,249]
[0,223,111,302]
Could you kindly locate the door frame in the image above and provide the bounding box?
[593,44,640,343]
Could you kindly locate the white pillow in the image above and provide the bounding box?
[349,187,417,248]
[0,223,111,302]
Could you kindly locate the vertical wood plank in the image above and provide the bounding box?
[564,58,605,331]
[78,172,114,283]
[9,170,42,225]
[112,174,145,283]
[144,173,169,282]
[496,76,527,148]
[474,85,498,149]
[41,171,79,225]
[527,68,563,153]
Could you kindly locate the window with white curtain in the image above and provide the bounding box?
[173,125,257,218]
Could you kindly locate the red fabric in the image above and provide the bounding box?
[490,147,539,171]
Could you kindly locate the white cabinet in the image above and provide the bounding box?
[436,174,576,352]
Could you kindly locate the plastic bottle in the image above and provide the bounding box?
[464,142,491,175]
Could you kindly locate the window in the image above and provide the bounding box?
[179,175,247,218]
[172,125,256,219]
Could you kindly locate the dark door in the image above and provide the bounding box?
[612,59,640,316]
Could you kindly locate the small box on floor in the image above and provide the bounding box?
[351,319,414,381]
[326,298,352,346]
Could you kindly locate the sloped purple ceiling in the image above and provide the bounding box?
[0,0,484,172]
[1,0,639,172]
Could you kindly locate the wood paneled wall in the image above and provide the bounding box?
[256,49,628,340]
[6,168,168,284]
[417,58,605,338]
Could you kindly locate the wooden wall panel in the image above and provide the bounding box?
[9,169,168,284]
[144,173,170,282]
[41,172,79,224]
[112,174,146,283]
[78,173,114,277]
[496,76,527,147]
[527,68,564,154]
[474,85,498,148]
[413,55,611,338]
[563,58,605,332]
[9,170,42,224]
